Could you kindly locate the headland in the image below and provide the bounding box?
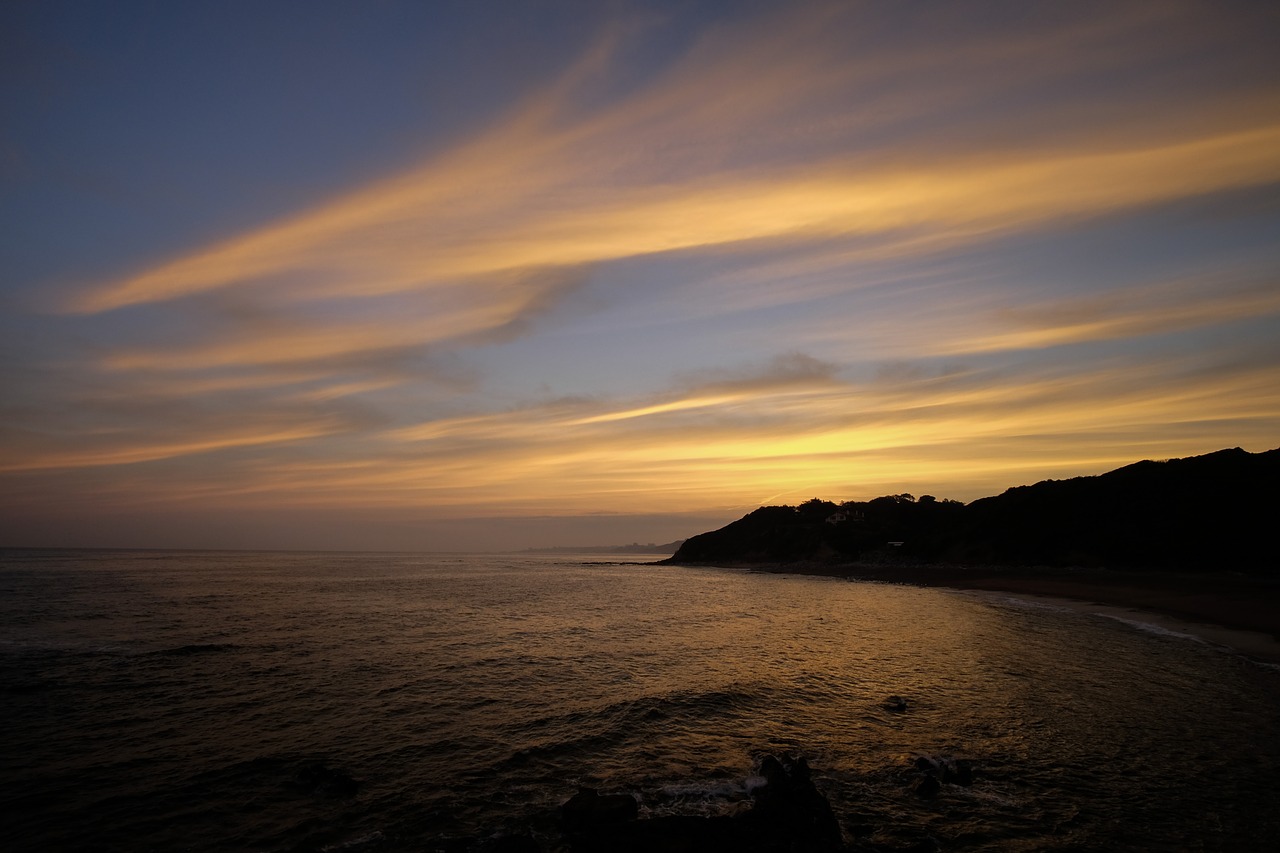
[661,447,1280,661]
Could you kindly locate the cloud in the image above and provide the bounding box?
[51,2,1280,443]
[0,422,340,473]
[802,270,1280,361]
[943,275,1280,355]
[67,3,1280,318]
[6,1,1280,545]
[6,331,1278,525]
[156,344,1272,516]
[68,123,1280,318]
[0,359,393,474]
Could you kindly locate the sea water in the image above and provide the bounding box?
[3,549,1278,851]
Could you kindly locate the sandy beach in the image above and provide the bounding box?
[959,588,1280,666]
[739,562,1280,664]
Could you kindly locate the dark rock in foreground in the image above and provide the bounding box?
[561,787,639,830]
[562,753,843,852]
[906,754,975,802]
[750,754,842,849]
[912,755,973,788]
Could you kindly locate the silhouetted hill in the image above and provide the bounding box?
[668,448,1280,573]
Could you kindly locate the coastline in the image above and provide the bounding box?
[959,588,1280,666]
[666,560,1280,664]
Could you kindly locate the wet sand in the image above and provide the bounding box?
[734,562,1280,664]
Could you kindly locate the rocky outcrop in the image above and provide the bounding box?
[561,753,843,852]
[747,754,843,850]
[560,787,639,830]
[907,754,975,800]
[883,695,909,713]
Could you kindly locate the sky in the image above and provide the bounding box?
[2,0,1279,552]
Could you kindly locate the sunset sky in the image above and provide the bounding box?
[3,0,1279,551]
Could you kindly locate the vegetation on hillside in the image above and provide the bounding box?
[670,448,1279,573]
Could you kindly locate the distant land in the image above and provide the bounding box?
[522,540,685,556]
[664,447,1280,645]
[667,447,1278,573]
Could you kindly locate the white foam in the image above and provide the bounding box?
[659,780,750,799]
[997,596,1074,613]
[952,786,1018,807]
[958,590,1074,614]
[1094,614,1207,644]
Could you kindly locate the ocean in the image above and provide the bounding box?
[3,549,1278,851]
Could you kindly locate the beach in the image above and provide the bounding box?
[743,561,1280,664]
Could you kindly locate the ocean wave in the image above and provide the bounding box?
[1093,615,1207,644]
[151,643,242,656]
[6,550,1280,852]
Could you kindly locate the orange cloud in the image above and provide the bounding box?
[0,423,342,473]
[75,349,1261,517]
[10,2,1278,539]
[68,0,1280,324]
[71,122,1280,319]
[939,276,1280,356]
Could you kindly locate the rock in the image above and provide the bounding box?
[943,758,973,787]
[560,755,843,852]
[486,833,541,853]
[884,695,909,712]
[907,754,976,800]
[911,774,941,799]
[915,755,975,786]
[561,787,638,830]
[912,756,938,774]
[756,754,789,793]
[744,753,843,850]
[567,814,747,853]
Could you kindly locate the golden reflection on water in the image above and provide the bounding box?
[5,552,1280,851]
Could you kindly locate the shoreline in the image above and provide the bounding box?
[958,588,1280,666]
[666,559,1280,664]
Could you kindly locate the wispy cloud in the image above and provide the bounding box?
[18,343,1271,512]
[54,2,1280,419]
[70,121,1280,319]
[940,275,1280,356]
[5,1,1280,546]
[69,2,1280,320]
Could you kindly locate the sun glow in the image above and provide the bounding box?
[4,1,1280,549]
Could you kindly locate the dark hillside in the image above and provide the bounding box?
[673,494,966,565]
[952,447,1279,569]
[669,447,1280,573]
